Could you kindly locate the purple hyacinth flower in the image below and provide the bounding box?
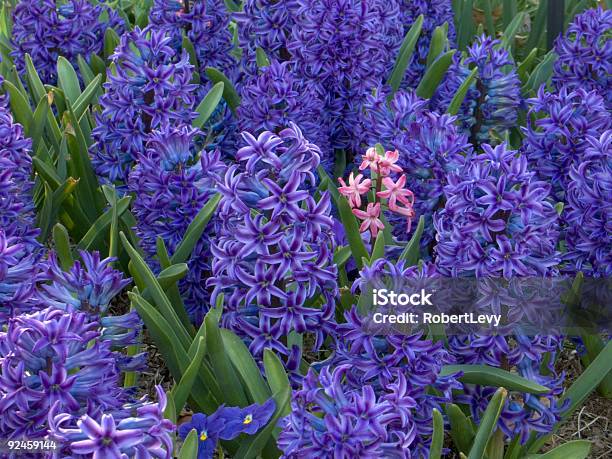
[70,414,142,458]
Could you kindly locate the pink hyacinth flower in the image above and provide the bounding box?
[352,202,385,237]
[338,173,372,208]
[377,150,403,176]
[376,175,415,208]
[359,147,379,171]
[389,200,416,232]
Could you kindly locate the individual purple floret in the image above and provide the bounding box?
[553,7,612,108]
[279,364,436,458]
[237,59,332,170]
[522,85,610,202]
[178,399,275,459]
[0,307,126,439]
[398,0,456,88]
[11,0,124,84]
[90,27,198,185]
[434,143,560,278]
[234,0,299,71]
[49,385,174,458]
[433,35,521,145]
[359,88,471,247]
[288,0,403,150]
[564,132,612,277]
[208,124,337,373]
[129,125,226,322]
[149,0,238,85]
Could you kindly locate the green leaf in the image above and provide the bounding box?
[467,387,507,459]
[3,80,33,130]
[57,57,81,103]
[256,47,270,67]
[440,365,550,394]
[178,429,199,459]
[193,82,224,128]
[104,27,120,59]
[76,55,97,87]
[518,48,539,84]
[430,408,444,459]
[182,35,200,75]
[224,0,242,12]
[77,196,131,252]
[370,231,386,263]
[526,0,548,51]
[171,194,221,264]
[457,0,475,49]
[501,12,526,50]
[24,54,47,101]
[73,74,102,120]
[155,264,189,292]
[426,24,448,69]
[525,440,591,459]
[30,94,49,150]
[398,215,424,265]
[447,66,478,115]
[502,0,517,29]
[52,223,74,270]
[523,52,557,95]
[263,349,291,416]
[482,0,495,35]
[204,67,241,113]
[333,246,352,267]
[38,178,79,241]
[205,311,249,407]
[171,337,206,413]
[387,15,423,94]
[415,49,456,99]
[121,233,193,350]
[221,329,272,404]
[334,193,369,270]
[447,403,475,454]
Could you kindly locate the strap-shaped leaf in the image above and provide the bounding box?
[104,27,120,58]
[73,74,102,120]
[525,440,591,459]
[333,246,352,267]
[171,336,207,413]
[398,215,425,265]
[457,0,475,49]
[482,0,495,35]
[447,67,478,116]
[52,223,73,270]
[205,310,248,407]
[77,196,131,252]
[171,194,221,264]
[430,408,444,459]
[193,82,224,128]
[204,67,240,113]
[121,233,193,350]
[25,54,47,101]
[518,48,538,84]
[221,328,272,404]
[263,349,291,416]
[57,57,81,103]
[3,80,33,130]
[256,47,270,67]
[467,387,507,459]
[447,403,475,454]
[523,52,557,95]
[501,12,526,50]
[178,428,199,459]
[415,50,456,99]
[426,23,448,69]
[387,15,423,94]
[440,364,550,394]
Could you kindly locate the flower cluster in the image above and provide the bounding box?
[450,334,568,442]
[358,88,471,246]
[326,261,461,456]
[234,0,299,70]
[339,147,416,240]
[434,143,560,278]
[209,124,337,372]
[279,364,447,457]
[398,0,456,88]
[11,0,124,84]
[288,0,403,150]
[433,35,521,145]
[178,399,275,459]
[49,385,174,458]
[149,0,237,86]
[237,60,332,170]
[129,126,226,322]
[0,307,125,438]
[91,27,197,185]
[553,7,612,108]
[522,86,610,201]
[564,132,611,277]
